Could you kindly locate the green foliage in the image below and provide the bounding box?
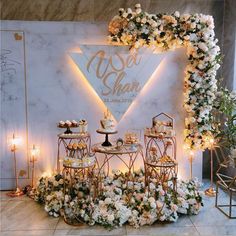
[212,87,236,149]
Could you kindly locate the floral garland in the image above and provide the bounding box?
[31,169,203,229]
[108,4,221,150]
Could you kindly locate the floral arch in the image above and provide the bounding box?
[108,4,221,151]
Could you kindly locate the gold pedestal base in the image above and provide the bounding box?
[7,188,24,197]
[205,187,216,197]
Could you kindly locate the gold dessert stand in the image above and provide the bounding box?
[57,132,91,172]
[92,142,144,195]
[62,160,96,225]
[144,133,178,193]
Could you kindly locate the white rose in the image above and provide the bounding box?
[156,200,163,208]
[127,8,132,14]
[107,214,115,222]
[136,8,141,14]
[171,204,178,211]
[46,195,52,201]
[148,197,155,203]
[141,18,147,24]
[188,198,196,205]
[190,22,196,29]
[122,12,128,18]
[160,215,166,221]
[104,197,112,205]
[198,42,208,52]
[150,202,156,209]
[149,182,156,190]
[174,11,180,18]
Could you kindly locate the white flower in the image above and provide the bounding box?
[136,8,142,14]
[171,204,178,211]
[150,202,156,209]
[127,8,132,14]
[174,11,180,18]
[198,42,208,52]
[148,197,155,203]
[149,182,156,190]
[156,200,163,209]
[104,197,112,205]
[141,18,147,24]
[107,214,115,222]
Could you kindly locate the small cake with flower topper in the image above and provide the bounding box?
[99,109,116,133]
[96,109,117,146]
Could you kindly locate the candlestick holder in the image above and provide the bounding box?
[188,150,194,180]
[205,139,216,197]
[7,133,24,197]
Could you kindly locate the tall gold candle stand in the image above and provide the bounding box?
[188,150,194,180]
[7,133,24,197]
[30,145,40,188]
[205,138,216,197]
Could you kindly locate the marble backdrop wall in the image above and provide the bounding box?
[0,20,203,190]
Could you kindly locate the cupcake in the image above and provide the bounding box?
[71,120,78,127]
[65,120,72,127]
[59,120,65,127]
[72,143,78,150]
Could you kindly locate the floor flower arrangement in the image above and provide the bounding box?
[31,169,203,229]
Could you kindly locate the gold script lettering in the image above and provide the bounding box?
[86,49,142,97]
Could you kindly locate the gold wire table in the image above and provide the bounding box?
[92,142,144,194]
[57,132,91,172]
[215,158,236,219]
[62,160,96,225]
[144,133,178,192]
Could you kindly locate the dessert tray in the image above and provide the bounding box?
[92,143,141,154]
[63,155,95,168]
[58,132,90,139]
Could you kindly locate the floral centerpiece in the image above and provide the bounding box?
[108,4,221,150]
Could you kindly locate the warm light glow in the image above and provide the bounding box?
[30,145,40,161]
[209,138,214,145]
[120,57,165,121]
[67,52,105,110]
[7,134,22,151]
[189,150,194,157]
[41,171,52,178]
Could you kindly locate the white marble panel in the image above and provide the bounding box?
[0,20,202,189]
[0,30,29,189]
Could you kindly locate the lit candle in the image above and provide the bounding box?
[8,133,22,152]
[30,144,40,188]
[30,145,40,162]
